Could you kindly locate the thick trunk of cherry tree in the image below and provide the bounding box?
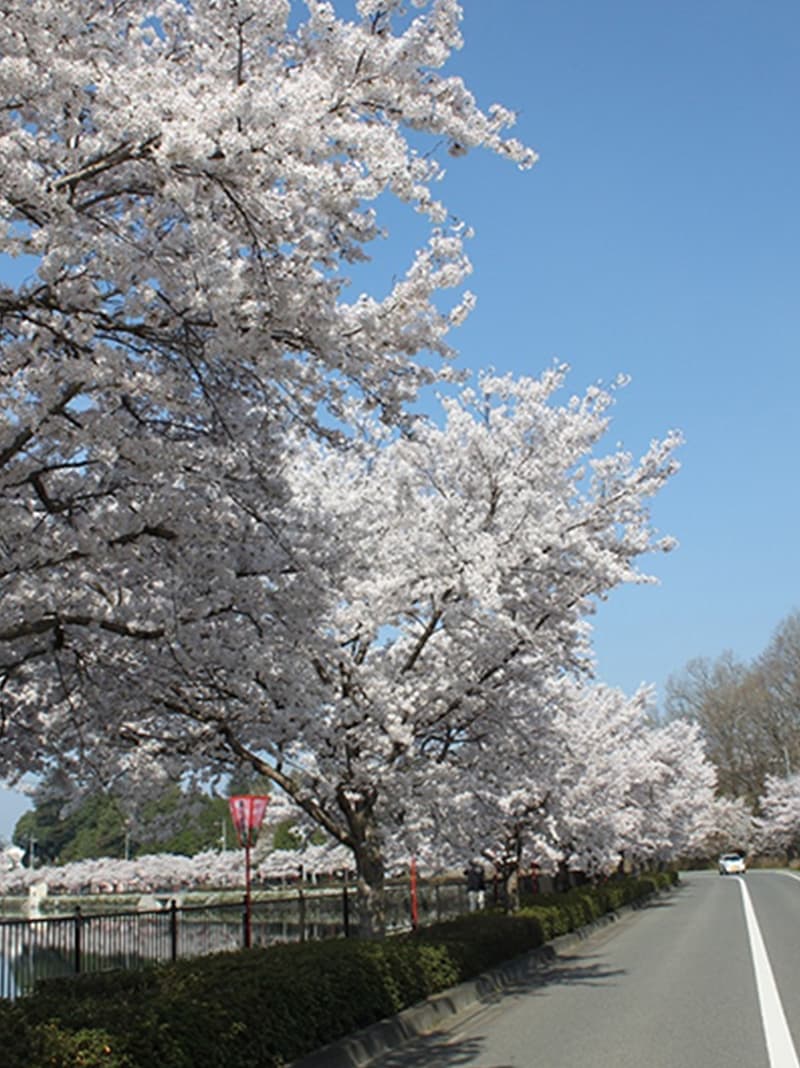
[491,828,524,912]
[222,746,392,938]
[342,793,388,939]
[352,837,387,941]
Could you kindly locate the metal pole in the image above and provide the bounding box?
[342,881,350,938]
[298,884,306,942]
[410,857,419,931]
[244,839,252,948]
[74,906,82,975]
[170,899,178,962]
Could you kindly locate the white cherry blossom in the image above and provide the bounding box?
[755,773,800,857]
[0,1,708,933]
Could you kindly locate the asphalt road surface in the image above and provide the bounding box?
[368,870,800,1068]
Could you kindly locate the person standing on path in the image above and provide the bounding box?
[466,859,486,911]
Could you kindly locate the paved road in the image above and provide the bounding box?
[368,871,800,1068]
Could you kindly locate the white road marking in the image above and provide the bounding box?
[738,877,800,1068]
[777,870,800,885]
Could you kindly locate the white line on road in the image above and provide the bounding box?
[738,877,800,1068]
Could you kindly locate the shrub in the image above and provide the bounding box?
[0,872,676,1067]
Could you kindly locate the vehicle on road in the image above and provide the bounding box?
[719,852,746,875]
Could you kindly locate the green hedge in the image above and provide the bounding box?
[0,871,677,1068]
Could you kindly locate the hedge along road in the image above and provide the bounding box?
[368,871,800,1068]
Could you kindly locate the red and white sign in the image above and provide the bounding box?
[228,795,270,847]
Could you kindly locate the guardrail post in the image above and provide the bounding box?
[73,907,82,975]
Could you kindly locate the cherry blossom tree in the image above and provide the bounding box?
[1,0,533,763]
[1,0,534,902]
[448,679,721,898]
[0,842,357,897]
[5,370,680,932]
[0,1,694,935]
[686,793,754,861]
[632,717,719,865]
[1,844,24,875]
[755,773,800,859]
[537,683,661,876]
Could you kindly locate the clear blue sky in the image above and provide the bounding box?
[2,0,799,839]
[448,0,800,703]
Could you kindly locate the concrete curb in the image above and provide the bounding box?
[289,890,674,1068]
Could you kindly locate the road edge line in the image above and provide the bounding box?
[738,877,800,1068]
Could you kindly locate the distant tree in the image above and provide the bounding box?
[272,820,305,852]
[59,793,131,862]
[666,612,800,805]
[12,778,231,862]
[665,653,770,803]
[685,793,754,861]
[755,612,800,779]
[13,790,126,866]
[132,785,230,857]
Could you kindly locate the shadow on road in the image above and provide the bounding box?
[480,955,626,1011]
[374,1034,494,1067]
[535,955,626,990]
[366,897,685,1067]
[637,896,677,910]
[372,952,626,1066]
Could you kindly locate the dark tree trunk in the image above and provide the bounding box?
[353,836,386,939]
[339,788,387,939]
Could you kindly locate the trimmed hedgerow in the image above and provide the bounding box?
[0,871,677,1068]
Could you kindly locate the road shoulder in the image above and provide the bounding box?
[289,891,674,1068]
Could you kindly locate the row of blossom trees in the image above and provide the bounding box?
[0,842,354,897]
[0,0,727,931]
[3,769,793,901]
[1,683,730,901]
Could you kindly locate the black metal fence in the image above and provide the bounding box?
[0,879,469,999]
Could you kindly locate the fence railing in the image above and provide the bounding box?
[0,879,469,999]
